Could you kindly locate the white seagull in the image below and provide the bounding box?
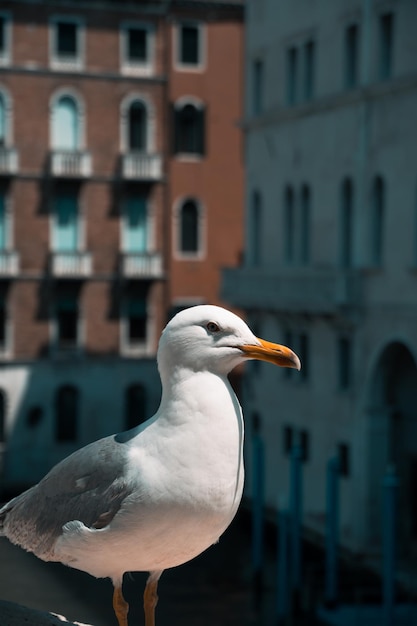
[0,305,300,626]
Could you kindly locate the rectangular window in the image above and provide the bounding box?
[127,297,147,344]
[303,40,315,101]
[121,23,154,76]
[127,27,147,62]
[56,21,77,56]
[286,46,298,105]
[175,22,205,71]
[283,424,293,455]
[0,13,11,65]
[338,442,350,477]
[54,192,78,252]
[0,16,5,54]
[0,296,6,350]
[0,191,6,250]
[379,12,394,80]
[345,23,359,88]
[338,337,352,390]
[51,17,83,70]
[179,23,200,65]
[300,429,310,462]
[124,196,147,253]
[56,296,78,349]
[253,59,264,116]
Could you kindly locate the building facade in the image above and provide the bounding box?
[223,0,417,555]
[0,0,244,491]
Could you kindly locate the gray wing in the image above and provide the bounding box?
[0,435,133,560]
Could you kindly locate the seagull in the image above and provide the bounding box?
[0,305,300,626]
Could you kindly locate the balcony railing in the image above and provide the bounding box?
[50,251,92,278]
[50,150,92,178]
[0,148,18,176]
[221,267,363,315]
[0,251,19,276]
[121,152,162,181]
[120,252,163,279]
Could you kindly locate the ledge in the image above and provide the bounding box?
[0,600,92,626]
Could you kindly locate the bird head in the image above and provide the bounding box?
[157,305,301,378]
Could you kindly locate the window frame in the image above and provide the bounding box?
[50,89,85,151]
[174,20,206,72]
[49,15,85,71]
[120,21,155,77]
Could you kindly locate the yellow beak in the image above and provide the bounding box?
[240,337,301,370]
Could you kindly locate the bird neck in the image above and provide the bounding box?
[158,367,242,430]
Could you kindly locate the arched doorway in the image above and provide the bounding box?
[366,342,417,552]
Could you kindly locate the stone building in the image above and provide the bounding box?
[223,0,417,555]
[0,0,244,491]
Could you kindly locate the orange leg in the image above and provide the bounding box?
[113,584,129,626]
[144,571,162,626]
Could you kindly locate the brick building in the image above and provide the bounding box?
[0,0,244,491]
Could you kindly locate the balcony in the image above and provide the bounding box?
[121,152,162,182]
[50,251,92,278]
[221,267,364,315]
[0,251,19,277]
[120,252,163,280]
[50,150,92,178]
[0,148,18,176]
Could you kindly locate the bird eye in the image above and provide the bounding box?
[206,321,220,333]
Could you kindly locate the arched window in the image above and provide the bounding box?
[128,101,147,151]
[173,102,205,155]
[179,199,199,254]
[249,190,262,267]
[300,184,311,265]
[0,390,6,443]
[283,185,295,264]
[372,176,385,266]
[125,383,147,429]
[340,178,354,268]
[55,385,78,442]
[52,95,79,150]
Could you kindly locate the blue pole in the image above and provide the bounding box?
[289,441,303,595]
[325,456,340,607]
[277,506,289,622]
[251,430,265,598]
[382,464,398,626]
